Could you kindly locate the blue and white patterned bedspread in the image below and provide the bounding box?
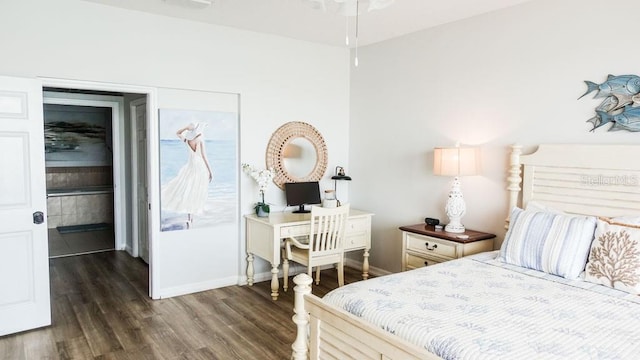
[322,252,640,359]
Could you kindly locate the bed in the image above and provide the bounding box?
[291,144,640,359]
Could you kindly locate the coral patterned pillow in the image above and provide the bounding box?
[584,218,640,294]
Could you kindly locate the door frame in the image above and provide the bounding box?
[41,77,160,299]
[130,97,148,261]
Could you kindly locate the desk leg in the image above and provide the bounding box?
[283,258,289,292]
[362,248,370,280]
[247,253,254,286]
[271,263,280,300]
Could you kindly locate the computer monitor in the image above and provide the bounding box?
[284,181,321,213]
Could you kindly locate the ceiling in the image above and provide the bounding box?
[85,0,535,47]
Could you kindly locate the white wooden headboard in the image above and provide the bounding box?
[507,144,640,226]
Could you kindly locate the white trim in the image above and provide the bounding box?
[345,258,391,277]
[239,261,388,286]
[129,98,146,259]
[146,91,160,299]
[130,99,138,258]
[157,276,238,299]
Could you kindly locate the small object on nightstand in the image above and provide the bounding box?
[425,217,440,226]
[434,224,443,231]
[456,234,469,239]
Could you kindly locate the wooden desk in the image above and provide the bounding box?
[245,209,373,300]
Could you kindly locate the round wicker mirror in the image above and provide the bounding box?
[266,121,328,189]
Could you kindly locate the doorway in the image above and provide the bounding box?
[40,85,152,294]
[0,76,160,337]
[43,98,117,257]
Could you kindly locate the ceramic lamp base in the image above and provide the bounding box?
[444,222,465,233]
[444,176,467,233]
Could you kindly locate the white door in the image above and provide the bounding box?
[131,98,149,263]
[0,76,51,336]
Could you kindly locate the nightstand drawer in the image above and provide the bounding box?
[406,234,457,259]
[400,223,495,272]
[405,253,442,269]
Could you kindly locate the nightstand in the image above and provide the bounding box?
[399,224,495,271]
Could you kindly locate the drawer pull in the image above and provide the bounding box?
[425,243,438,251]
[424,261,429,266]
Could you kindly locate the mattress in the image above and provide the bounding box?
[322,252,640,359]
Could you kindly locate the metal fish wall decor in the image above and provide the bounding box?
[579,74,640,132]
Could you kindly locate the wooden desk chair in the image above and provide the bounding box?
[282,204,350,292]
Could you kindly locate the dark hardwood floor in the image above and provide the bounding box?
[0,251,366,359]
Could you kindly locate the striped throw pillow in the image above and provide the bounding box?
[500,207,597,279]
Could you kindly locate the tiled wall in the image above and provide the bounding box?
[46,166,112,189]
[46,167,114,229]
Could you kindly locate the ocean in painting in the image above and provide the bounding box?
[160,139,237,231]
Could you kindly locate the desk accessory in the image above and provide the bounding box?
[331,166,351,206]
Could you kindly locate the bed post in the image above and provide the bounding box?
[506,144,523,230]
[292,273,312,360]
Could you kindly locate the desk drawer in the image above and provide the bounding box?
[345,233,366,249]
[344,217,370,250]
[406,233,457,259]
[280,225,310,238]
[346,217,370,234]
[405,252,442,270]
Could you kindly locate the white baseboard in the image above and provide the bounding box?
[238,260,391,286]
[344,258,392,277]
[157,275,239,299]
[237,263,307,286]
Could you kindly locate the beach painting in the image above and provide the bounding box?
[44,104,112,167]
[159,108,238,232]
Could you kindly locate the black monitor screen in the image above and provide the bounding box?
[284,182,321,213]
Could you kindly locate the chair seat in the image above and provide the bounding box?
[288,245,342,266]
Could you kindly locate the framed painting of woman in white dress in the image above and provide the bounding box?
[159,108,237,231]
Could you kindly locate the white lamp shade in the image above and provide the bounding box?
[433,147,480,176]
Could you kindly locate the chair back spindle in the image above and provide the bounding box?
[310,205,349,256]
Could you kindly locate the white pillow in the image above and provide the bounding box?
[584,218,640,294]
[500,207,597,279]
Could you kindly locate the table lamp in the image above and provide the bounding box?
[433,145,480,233]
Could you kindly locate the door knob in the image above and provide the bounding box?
[33,211,44,225]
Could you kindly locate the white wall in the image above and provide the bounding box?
[0,0,350,294]
[350,0,640,272]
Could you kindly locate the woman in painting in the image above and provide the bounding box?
[161,122,213,228]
